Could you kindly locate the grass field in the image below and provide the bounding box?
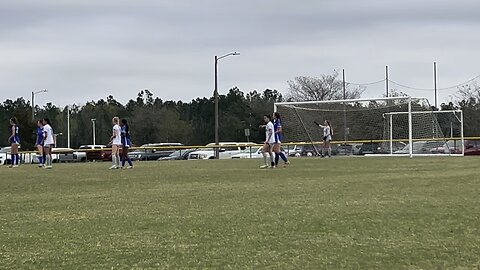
[1,157,479,269]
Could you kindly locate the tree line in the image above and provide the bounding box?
[0,88,282,150]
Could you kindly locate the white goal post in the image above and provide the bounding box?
[274,97,464,157]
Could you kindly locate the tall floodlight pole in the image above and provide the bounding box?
[67,106,71,148]
[434,62,438,108]
[31,89,48,121]
[342,69,347,143]
[385,66,389,97]
[214,52,240,159]
[91,118,97,145]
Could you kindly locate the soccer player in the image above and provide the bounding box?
[314,120,333,157]
[120,118,134,169]
[260,114,276,168]
[273,112,290,167]
[42,118,55,169]
[35,119,45,167]
[109,117,122,169]
[8,117,20,168]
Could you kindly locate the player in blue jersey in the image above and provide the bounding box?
[8,117,20,168]
[120,118,134,169]
[273,112,290,167]
[35,119,45,167]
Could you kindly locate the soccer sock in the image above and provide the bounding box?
[262,152,268,165]
[15,154,20,165]
[116,154,121,166]
[121,155,126,167]
[279,152,288,163]
[112,156,117,167]
[322,148,325,157]
[11,154,16,165]
[275,153,280,166]
[269,153,275,167]
[127,157,133,167]
[38,156,43,164]
[45,155,50,166]
[328,147,332,157]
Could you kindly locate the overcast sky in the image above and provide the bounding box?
[1,0,479,107]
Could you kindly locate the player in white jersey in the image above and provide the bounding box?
[42,118,55,169]
[260,114,276,168]
[109,117,122,169]
[314,120,333,157]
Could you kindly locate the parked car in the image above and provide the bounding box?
[128,143,183,161]
[299,144,323,156]
[54,148,87,162]
[357,142,383,155]
[79,145,111,161]
[232,147,263,159]
[188,142,253,160]
[231,147,287,159]
[447,140,480,155]
[158,148,197,161]
[0,147,11,165]
[394,141,450,154]
[284,145,303,157]
[351,143,362,155]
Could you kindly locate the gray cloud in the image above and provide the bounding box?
[0,0,479,106]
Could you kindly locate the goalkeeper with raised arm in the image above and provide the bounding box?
[314,120,333,157]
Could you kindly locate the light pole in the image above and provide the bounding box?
[91,119,96,145]
[54,133,63,147]
[31,89,48,121]
[67,106,71,148]
[214,52,240,159]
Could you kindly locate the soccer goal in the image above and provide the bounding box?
[274,97,464,157]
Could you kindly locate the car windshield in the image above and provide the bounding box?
[0,148,9,153]
[402,142,423,151]
[169,150,182,157]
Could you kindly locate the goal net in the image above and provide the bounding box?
[274,97,464,157]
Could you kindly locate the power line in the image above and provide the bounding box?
[345,79,386,86]
[344,74,480,91]
[389,75,480,91]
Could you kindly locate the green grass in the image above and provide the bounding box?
[1,157,480,269]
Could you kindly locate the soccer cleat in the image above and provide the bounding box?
[45,166,53,169]
[126,166,134,169]
[283,161,290,167]
[260,165,269,169]
[270,165,276,169]
[109,165,118,170]
[12,165,19,168]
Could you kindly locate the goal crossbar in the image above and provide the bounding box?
[274,96,420,108]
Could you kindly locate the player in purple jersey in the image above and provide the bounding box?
[35,120,45,167]
[120,118,134,169]
[8,117,20,168]
[273,112,290,167]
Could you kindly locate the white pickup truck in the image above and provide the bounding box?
[188,142,253,160]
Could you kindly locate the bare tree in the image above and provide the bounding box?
[454,82,480,105]
[286,70,363,101]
